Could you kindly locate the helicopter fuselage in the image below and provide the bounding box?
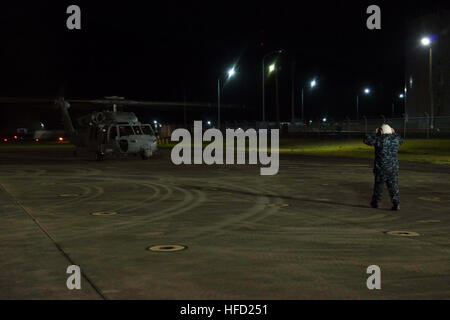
[69,110,158,160]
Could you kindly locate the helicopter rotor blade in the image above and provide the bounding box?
[0,97,57,104]
[0,97,241,109]
[67,99,238,109]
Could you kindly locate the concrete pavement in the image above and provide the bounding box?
[0,149,449,299]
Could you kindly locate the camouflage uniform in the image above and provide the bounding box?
[363,133,403,205]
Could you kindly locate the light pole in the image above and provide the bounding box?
[262,50,282,122]
[421,36,434,129]
[301,79,317,122]
[217,66,236,130]
[356,88,370,120]
[394,93,405,118]
[268,63,280,127]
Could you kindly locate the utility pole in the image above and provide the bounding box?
[275,72,280,128]
[183,87,187,129]
[356,95,359,120]
[291,60,295,122]
[428,47,434,129]
[262,59,265,122]
[301,88,304,121]
[217,78,221,130]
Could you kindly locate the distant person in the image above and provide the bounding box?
[363,124,403,210]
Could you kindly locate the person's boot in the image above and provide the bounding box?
[370,200,378,208]
[391,203,400,211]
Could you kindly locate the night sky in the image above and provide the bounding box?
[0,0,444,130]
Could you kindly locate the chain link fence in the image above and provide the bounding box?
[221,116,450,138]
[157,116,450,139]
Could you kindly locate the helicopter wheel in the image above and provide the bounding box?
[141,151,152,160]
[95,152,104,161]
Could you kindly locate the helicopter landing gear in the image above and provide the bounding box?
[141,149,152,160]
[95,152,105,161]
[72,150,78,157]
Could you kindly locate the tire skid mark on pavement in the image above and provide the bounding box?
[173,180,282,241]
[52,185,104,209]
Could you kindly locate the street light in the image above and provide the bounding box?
[269,64,276,73]
[301,78,318,122]
[421,37,431,46]
[228,67,236,78]
[421,35,434,130]
[262,49,283,122]
[267,62,281,127]
[393,93,405,118]
[217,66,237,130]
[356,88,371,120]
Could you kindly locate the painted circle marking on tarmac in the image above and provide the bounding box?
[147,245,187,252]
[418,196,440,202]
[59,193,80,197]
[385,230,420,237]
[417,219,440,223]
[91,211,118,216]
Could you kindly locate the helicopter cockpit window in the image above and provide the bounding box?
[141,125,154,135]
[133,126,143,135]
[118,125,134,137]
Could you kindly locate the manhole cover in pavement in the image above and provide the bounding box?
[59,193,80,197]
[147,245,187,252]
[91,211,118,216]
[418,196,440,202]
[385,230,420,237]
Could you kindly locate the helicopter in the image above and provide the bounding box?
[56,97,158,160]
[1,96,237,161]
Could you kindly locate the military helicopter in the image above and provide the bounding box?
[56,97,158,160]
[0,96,231,161]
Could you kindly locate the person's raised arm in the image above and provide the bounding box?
[363,129,379,146]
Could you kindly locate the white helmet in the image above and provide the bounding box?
[380,124,393,134]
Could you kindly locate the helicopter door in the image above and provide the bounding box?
[109,126,118,143]
[118,125,134,153]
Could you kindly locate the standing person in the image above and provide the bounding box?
[363,124,403,210]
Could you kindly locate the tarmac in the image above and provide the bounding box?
[0,148,449,299]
